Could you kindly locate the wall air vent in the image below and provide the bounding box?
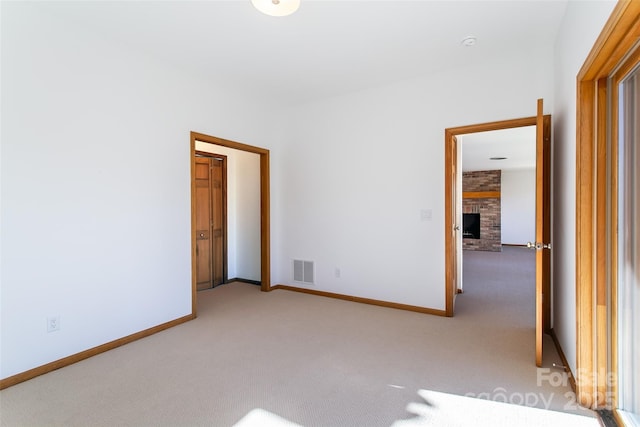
[293,259,314,284]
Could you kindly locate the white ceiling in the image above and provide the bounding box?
[460,126,536,172]
[41,0,569,106]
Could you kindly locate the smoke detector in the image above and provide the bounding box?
[461,36,477,47]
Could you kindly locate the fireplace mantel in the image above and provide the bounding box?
[463,191,501,199]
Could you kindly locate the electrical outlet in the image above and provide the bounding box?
[47,316,60,333]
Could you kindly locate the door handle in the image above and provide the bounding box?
[527,242,552,250]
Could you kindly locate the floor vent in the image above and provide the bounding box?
[293,259,314,284]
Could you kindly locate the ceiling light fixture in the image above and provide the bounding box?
[251,0,300,17]
[489,157,507,160]
[461,36,477,47]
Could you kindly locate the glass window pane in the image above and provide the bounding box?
[618,63,640,425]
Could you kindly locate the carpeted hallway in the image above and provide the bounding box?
[0,247,597,426]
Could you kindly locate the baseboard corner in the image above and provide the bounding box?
[549,328,577,392]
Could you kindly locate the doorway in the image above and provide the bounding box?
[459,125,537,285]
[445,116,545,313]
[444,106,551,366]
[190,132,271,315]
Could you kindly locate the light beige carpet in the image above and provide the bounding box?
[0,247,597,426]
[392,390,597,427]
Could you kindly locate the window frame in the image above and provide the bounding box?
[575,1,640,421]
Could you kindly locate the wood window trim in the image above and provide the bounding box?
[190,132,271,315]
[575,0,640,411]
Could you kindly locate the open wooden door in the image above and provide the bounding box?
[445,132,459,316]
[533,98,552,367]
[210,157,225,287]
[451,136,460,304]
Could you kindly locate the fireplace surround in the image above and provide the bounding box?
[462,170,501,252]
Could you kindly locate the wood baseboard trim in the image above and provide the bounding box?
[549,328,577,392]
[269,285,447,317]
[0,313,195,390]
[227,278,261,286]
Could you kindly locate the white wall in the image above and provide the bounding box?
[501,169,536,245]
[552,0,616,373]
[0,3,280,379]
[234,152,262,281]
[2,0,619,384]
[273,47,554,309]
[194,143,261,282]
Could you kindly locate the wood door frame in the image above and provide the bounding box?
[444,116,551,324]
[195,151,228,286]
[190,132,270,316]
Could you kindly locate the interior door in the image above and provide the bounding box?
[210,157,224,287]
[445,132,460,316]
[195,157,213,290]
[451,135,460,301]
[534,98,552,367]
[195,155,225,290]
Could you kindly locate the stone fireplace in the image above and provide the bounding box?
[462,170,501,252]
